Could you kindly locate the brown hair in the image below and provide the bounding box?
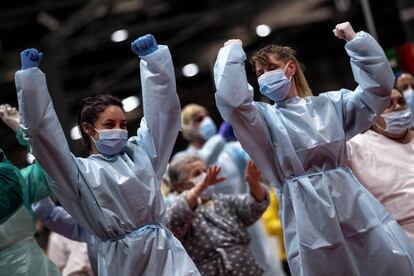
[250,45,313,98]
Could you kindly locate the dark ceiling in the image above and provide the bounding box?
[0,0,410,164]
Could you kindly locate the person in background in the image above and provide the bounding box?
[165,156,270,275]
[214,21,414,275]
[173,104,225,165]
[395,72,414,118]
[261,188,291,276]
[48,231,93,276]
[33,197,98,275]
[347,87,414,241]
[215,122,284,276]
[0,104,60,276]
[1,105,98,275]
[14,34,199,275]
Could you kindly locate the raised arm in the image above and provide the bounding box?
[15,49,80,200]
[129,35,181,180]
[327,22,394,139]
[164,193,197,240]
[214,41,281,188]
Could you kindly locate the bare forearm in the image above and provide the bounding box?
[249,182,267,202]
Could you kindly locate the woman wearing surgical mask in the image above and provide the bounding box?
[164,156,270,275]
[14,34,199,275]
[173,104,226,166]
[396,72,414,119]
[347,87,414,240]
[214,21,414,275]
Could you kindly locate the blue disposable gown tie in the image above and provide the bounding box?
[214,31,414,276]
[15,45,200,276]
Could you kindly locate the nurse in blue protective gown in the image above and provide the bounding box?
[214,21,414,276]
[14,34,199,276]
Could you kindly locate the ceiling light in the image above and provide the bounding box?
[182,63,199,77]
[256,24,271,37]
[122,96,140,112]
[70,125,82,140]
[111,29,129,43]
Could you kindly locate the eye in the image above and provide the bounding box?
[103,122,115,129]
[120,122,127,129]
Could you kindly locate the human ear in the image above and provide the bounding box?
[287,61,297,77]
[82,122,95,137]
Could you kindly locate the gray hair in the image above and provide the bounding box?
[168,155,202,191]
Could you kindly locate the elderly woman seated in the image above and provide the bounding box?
[164,155,269,276]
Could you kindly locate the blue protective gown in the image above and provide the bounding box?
[173,134,225,166]
[214,31,414,276]
[15,45,200,276]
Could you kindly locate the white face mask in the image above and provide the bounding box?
[198,117,217,140]
[403,87,414,106]
[258,62,292,102]
[89,125,128,157]
[381,109,413,135]
[190,172,213,200]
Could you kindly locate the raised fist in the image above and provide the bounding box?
[20,48,43,70]
[131,34,159,57]
[333,22,356,42]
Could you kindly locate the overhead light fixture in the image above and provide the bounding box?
[122,96,140,112]
[182,63,199,77]
[256,24,271,37]
[111,29,129,42]
[70,125,82,140]
[26,153,35,164]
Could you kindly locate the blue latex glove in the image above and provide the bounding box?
[20,48,43,70]
[131,34,158,57]
[219,121,237,142]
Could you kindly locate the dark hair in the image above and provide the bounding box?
[77,94,124,151]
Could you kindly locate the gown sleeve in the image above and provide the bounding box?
[15,67,81,201]
[214,44,281,188]
[323,32,394,140]
[32,197,93,243]
[129,45,181,180]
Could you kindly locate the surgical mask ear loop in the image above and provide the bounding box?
[86,123,99,143]
[284,61,293,82]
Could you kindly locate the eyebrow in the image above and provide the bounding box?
[103,119,127,123]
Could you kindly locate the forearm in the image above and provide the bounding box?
[139,45,181,178]
[214,43,253,121]
[346,32,394,98]
[165,193,196,239]
[248,181,267,202]
[33,197,86,242]
[15,68,80,200]
[185,185,207,209]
